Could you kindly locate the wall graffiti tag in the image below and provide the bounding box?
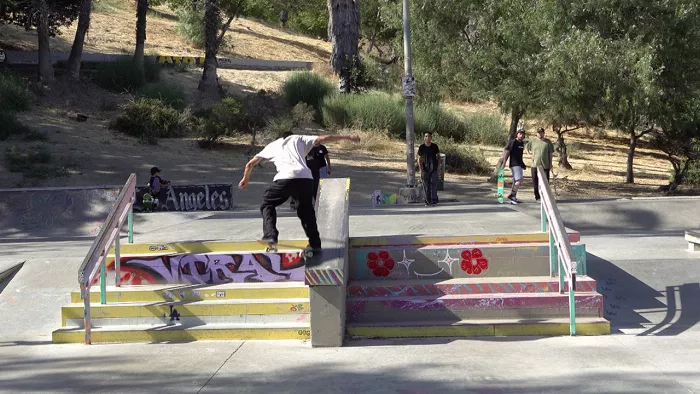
[95,252,305,285]
[134,184,232,212]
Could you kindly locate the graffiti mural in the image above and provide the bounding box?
[94,252,306,285]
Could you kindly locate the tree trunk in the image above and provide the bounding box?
[66,0,92,81]
[367,29,377,54]
[36,0,54,83]
[134,0,148,85]
[556,129,573,170]
[507,107,525,143]
[626,128,637,184]
[198,0,220,96]
[328,0,361,93]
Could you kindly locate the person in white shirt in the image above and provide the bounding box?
[238,132,360,251]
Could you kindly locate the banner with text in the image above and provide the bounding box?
[134,184,233,212]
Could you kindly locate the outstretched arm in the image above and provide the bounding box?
[238,156,264,190]
[315,135,360,146]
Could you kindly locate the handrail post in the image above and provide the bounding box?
[128,207,134,244]
[100,259,106,305]
[549,225,559,281]
[569,275,577,335]
[541,201,547,233]
[81,283,92,344]
[115,236,121,288]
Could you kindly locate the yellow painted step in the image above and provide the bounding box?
[347,318,610,338]
[52,323,311,343]
[70,282,309,303]
[62,299,309,325]
[107,240,309,257]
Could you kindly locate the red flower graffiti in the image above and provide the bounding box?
[460,249,489,275]
[367,251,395,277]
[282,252,303,270]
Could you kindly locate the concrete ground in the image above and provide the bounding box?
[1,197,700,393]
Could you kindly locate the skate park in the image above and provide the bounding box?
[1,173,700,393]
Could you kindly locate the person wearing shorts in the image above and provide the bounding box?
[499,129,526,204]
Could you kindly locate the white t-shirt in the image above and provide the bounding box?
[255,135,318,181]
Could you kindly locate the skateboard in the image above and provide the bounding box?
[496,167,505,204]
[257,240,316,258]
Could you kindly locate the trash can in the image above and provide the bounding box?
[438,153,446,191]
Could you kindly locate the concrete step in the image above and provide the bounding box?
[347,292,603,323]
[61,298,309,328]
[350,243,587,280]
[347,276,598,297]
[346,317,610,338]
[71,282,309,303]
[52,322,311,343]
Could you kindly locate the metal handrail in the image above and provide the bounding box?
[77,174,136,344]
[537,166,578,335]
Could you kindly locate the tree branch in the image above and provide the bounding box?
[636,125,654,138]
[216,14,235,50]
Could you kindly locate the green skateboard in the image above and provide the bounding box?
[496,167,505,204]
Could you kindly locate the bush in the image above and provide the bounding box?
[4,145,68,179]
[288,10,328,38]
[199,97,246,147]
[361,56,401,92]
[282,72,334,116]
[321,91,405,136]
[110,98,191,144]
[682,160,700,187]
[0,111,32,141]
[138,82,187,110]
[463,113,506,146]
[176,7,205,48]
[414,103,468,141]
[0,72,32,112]
[432,136,491,175]
[95,59,161,92]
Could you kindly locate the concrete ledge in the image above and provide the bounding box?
[397,186,423,204]
[306,178,351,347]
[349,232,582,248]
[685,230,700,251]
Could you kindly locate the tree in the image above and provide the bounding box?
[1,0,80,82]
[134,0,150,85]
[328,0,361,93]
[65,0,92,80]
[197,0,244,95]
[360,0,399,56]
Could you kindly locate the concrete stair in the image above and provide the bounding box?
[52,282,311,343]
[345,277,610,338]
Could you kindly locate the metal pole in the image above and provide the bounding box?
[569,280,577,335]
[100,259,106,305]
[128,207,134,244]
[403,0,415,187]
[540,202,547,233]
[115,236,121,288]
[81,283,92,345]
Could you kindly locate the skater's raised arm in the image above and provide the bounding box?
[238,156,264,190]
[314,134,360,146]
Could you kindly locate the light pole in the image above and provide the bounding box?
[402,0,416,187]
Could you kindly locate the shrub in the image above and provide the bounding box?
[361,56,401,92]
[0,111,32,141]
[110,98,191,144]
[290,102,316,127]
[0,72,32,112]
[199,97,246,147]
[288,10,328,38]
[282,72,334,116]
[682,160,700,187]
[95,59,161,92]
[414,103,467,141]
[4,145,68,179]
[138,82,187,110]
[432,136,491,175]
[463,113,506,146]
[176,7,205,48]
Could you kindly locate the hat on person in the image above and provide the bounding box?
[150,166,161,175]
[537,127,545,133]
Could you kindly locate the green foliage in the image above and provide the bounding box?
[4,145,69,179]
[199,97,246,147]
[1,0,80,36]
[176,6,205,48]
[95,59,161,92]
[282,72,334,116]
[287,9,328,38]
[110,98,191,144]
[432,136,491,175]
[137,82,187,110]
[0,111,32,141]
[682,160,700,187]
[0,72,32,112]
[463,113,506,146]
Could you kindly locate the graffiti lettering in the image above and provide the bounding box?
[157,55,204,65]
[166,185,230,211]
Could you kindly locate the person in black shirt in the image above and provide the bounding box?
[306,144,331,203]
[499,129,526,204]
[418,132,440,206]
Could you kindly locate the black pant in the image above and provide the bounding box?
[311,169,321,201]
[261,178,321,248]
[422,170,438,204]
[531,168,550,200]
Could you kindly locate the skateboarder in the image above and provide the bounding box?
[499,129,526,204]
[148,166,170,210]
[526,127,555,201]
[237,132,360,253]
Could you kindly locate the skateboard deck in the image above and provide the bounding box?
[257,240,315,258]
[496,167,505,204]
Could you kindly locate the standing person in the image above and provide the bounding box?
[499,129,526,204]
[418,132,440,206]
[148,166,170,210]
[238,132,360,253]
[526,127,555,201]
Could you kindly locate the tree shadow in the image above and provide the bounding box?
[231,27,331,59]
